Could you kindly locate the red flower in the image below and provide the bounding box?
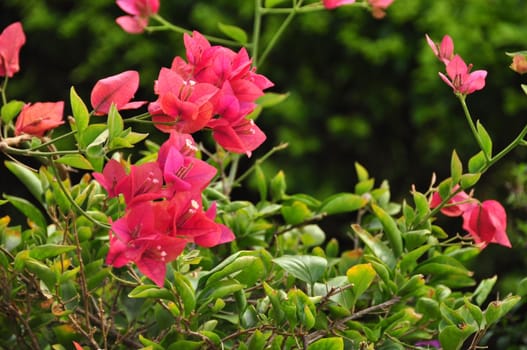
[462,200,511,249]
[439,55,487,95]
[14,102,64,137]
[322,0,356,9]
[115,0,159,34]
[92,159,127,198]
[430,186,475,217]
[510,54,527,75]
[368,0,394,19]
[425,34,454,65]
[91,70,147,116]
[208,117,266,157]
[0,22,26,78]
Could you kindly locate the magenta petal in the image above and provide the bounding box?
[116,16,147,34]
[0,22,26,78]
[91,70,141,114]
[136,257,167,287]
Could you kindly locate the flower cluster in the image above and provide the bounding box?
[149,31,273,156]
[93,131,235,286]
[430,186,511,249]
[426,34,487,95]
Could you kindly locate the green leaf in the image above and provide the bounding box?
[273,255,327,284]
[355,179,374,195]
[346,263,376,307]
[173,272,196,316]
[197,278,245,305]
[371,204,403,257]
[128,285,175,301]
[270,170,286,201]
[281,201,312,225]
[300,224,326,247]
[468,151,487,173]
[257,92,289,108]
[107,104,124,141]
[79,123,107,150]
[253,165,267,201]
[476,120,492,158]
[167,341,202,350]
[307,337,344,350]
[472,275,497,306]
[460,173,481,189]
[352,224,396,268]
[218,23,248,44]
[5,161,44,204]
[3,194,47,229]
[450,150,463,184]
[484,295,521,326]
[399,244,432,274]
[355,162,369,182]
[439,325,477,350]
[70,86,90,134]
[24,257,57,288]
[206,255,264,287]
[319,193,367,215]
[55,154,94,170]
[522,84,527,96]
[29,244,76,260]
[265,0,288,7]
[1,100,24,123]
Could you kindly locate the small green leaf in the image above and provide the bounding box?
[484,295,521,326]
[522,84,527,96]
[55,154,94,170]
[450,150,463,184]
[307,337,344,350]
[439,324,477,350]
[3,194,47,229]
[476,120,492,158]
[256,92,289,108]
[319,193,367,215]
[218,23,248,44]
[347,263,376,308]
[173,272,196,316]
[281,201,312,225]
[70,86,90,134]
[473,275,497,306]
[460,173,481,189]
[253,165,267,201]
[24,257,57,288]
[265,0,288,7]
[371,204,403,257]
[1,100,24,123]
[5,161,44,204]
[352,224,396,268]
[270,170,286,201]
[128,285,175,301]
[29,244,76,260]
[355,162,369,182]
[273,255,327,284]
[107,104,124,141]
[468,151,487,173]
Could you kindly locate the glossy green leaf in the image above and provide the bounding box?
[270,170,286,201]
[128,285,175,301]
[319,193,367,215]
[218,23,248,44]
[307,337,344,350]
[257,92,289,108]
[399,244,432,273]
[25,257,57,288]
[173,272,196,316]
[472,275,497,306]
[5,161,44,204]
[70,86,89,134]
[355,178,375,195]
[265,0,288,8]
[3,194,47,229]
[450,149,463,184]
[346,263,376,307]
[460,173,481,189]
[55,154,94,170]
[352,224,396,268]
[79,123,107,150]
[439,324,478,350]
[206,255,264,287]
[281,201,312,225]
[476,120,492,158]
[167,340,202,350]
[468,151,487,173]
[371,204,403,257]
[1,100,24,123]
[197,278,245,305]
[300,224,326,247]
[29,244,76,260]
[355,162,369,182]
[484,295,521,326]
[247,330,267,350]
[273,255,327,284]
[253,165,267,201]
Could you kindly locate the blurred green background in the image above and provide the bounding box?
[2,0,527,347]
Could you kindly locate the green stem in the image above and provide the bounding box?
[28,130,78,151]
[149,14,243,47]
[252,0,264,65]
[483,123,527,172]
[232,142,288,186]
[0,75,8,106]
[1,144,80,157]
[258,8,296,67]
[459,94,490,162]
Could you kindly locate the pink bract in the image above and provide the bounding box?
[14,101,64,137]
[0,22,26,78]
[115,0,159,34]
[322,0,356,10]
[368,0,394,18]
[91,70,147,116]
[425,34,454,65]
[430,186,475,217]
[510,54,527,74]
[439,54,487,95]
[462,200,511,249]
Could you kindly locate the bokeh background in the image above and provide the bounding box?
[2,0,527,347]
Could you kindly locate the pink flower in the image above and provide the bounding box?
[322,0,356,9]
[91,70,147,116]
[208,117,267,157]
[91,159,127,198]
[425,34,454,65]
[439,55,487,95]
[14,102,64,137]
[510,54,527,75]
[368,0,394,19]
[107,202,187,287]
[430,186,475,217]
[462,200,511,249]
[115,0,159,34]
[0,22,26,78]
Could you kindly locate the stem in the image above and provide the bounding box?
[252,0,264,65]
[0,75,8,106]
[258,8,296,67]
[482,123,527,172]
[233,142,289,186]
[149,14,242,47]
[1,144,80,157]
[28,130,78,151]
[459,95,490,162]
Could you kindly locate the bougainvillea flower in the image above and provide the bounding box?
[106,202,187,286]
[425,34,454,65]
[322,0,356,9]
[14,101,64,137]
[92,159,128,198]
[0,22,26,78]
[510,54,527,74]
[208,117,266,157]
[462,200,511,249]
[91,70,147,115]
[368,0,394,18]
[430,186,475,217]
[439,54,487,95]
[115,0,159,34]
[201,202,236,247]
